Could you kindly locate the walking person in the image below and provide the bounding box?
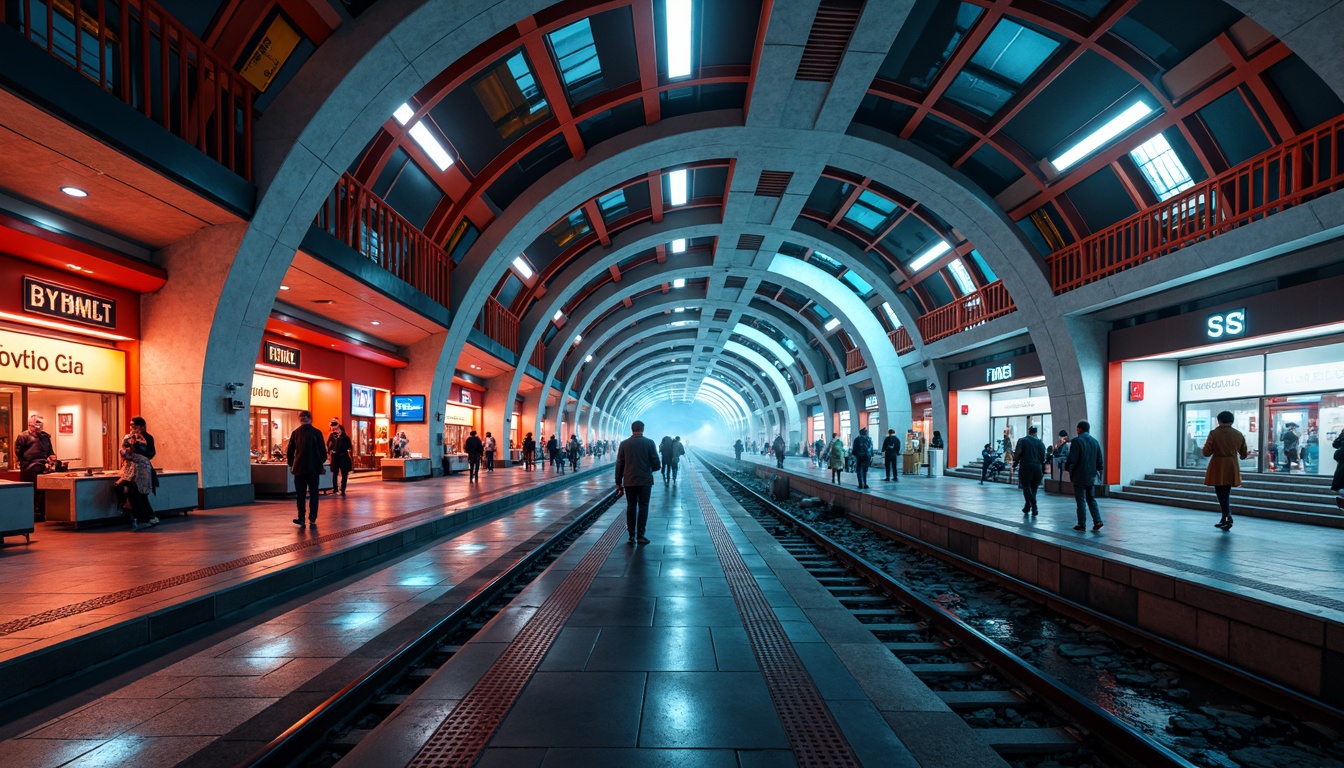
[327,421,353,496]
[734,439,744,462]
[1065,421,1104,531]
[671,436,685,481]
[1202,411,1249,530]
[15,413,57,521]
[522,432,537,470]
[547,435,563,473]
[851,428,873,489]
[772,434,786,469]
[1052,430,1071,478]
[615,420,660,545]
[1013,426,1047,516]
[881,428,901,482]
[287,411,328,528]
[1332,431,1344,511]
[118,425,158,530]
[464,430,484,482]
[659,436,675,482]
[1280,423,1301,472]
[827,433,846,484]
[484,432,497,472]
[568,434,582,471]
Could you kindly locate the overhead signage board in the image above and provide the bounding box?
[23,276,117,330]
[263,340,302,369]
[0,328,125,392]
[250,372,310,411]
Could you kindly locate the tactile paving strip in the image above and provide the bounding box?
[691,469,861,768]
[0,490,525,638]
[406,513,627,768]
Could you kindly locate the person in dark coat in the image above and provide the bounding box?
[1064,420,1104,531]
[772,434,786,469]
[287,410,328,528]
[881,428,901,482]
[567,434,582,471]
[615,420,660,545]
[1013,426,1047,516]
[327,421,353,496]
[463,430,484,482]
[547,435,563,472]
[1280,424,1301,471]
[658,436,674,482]
[671,436,686,480]
[851,428,874,489]
[119,425,157,529]
[1202,411,1248,530]
[522,432,537,470]
[15,413,57,521]
[1332,432,1344,511]
[734,439,744,461]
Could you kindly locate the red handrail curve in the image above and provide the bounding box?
[915,281,1015,344]
[889,327,914,355]
[845,347,866,374]
[478,297,520,354]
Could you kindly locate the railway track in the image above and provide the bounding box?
[698,454,1196,768]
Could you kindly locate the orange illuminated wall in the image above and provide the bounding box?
[947,390,958,468]
[1106,361,1122,485]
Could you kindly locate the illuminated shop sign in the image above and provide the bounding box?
[351,384,375,418]
[393,394,426,423]
[23,276,117,330]
[0,329,126,392]
[264,341,302,369]
[250,372,310,410]
[985,363,1014,384]
[443,403,475,426]
[863,395,878,410]
[989,396,1050,418]
[459,389,473,405]
[1205,308,1246,339]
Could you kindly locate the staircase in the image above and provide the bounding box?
[946,459,1031,486]
[1112,468,1343,527]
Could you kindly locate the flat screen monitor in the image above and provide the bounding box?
[392,394,426,423]
[351,384,375,418]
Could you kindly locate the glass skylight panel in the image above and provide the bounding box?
[842,190,899,233]
[553,310,564,322]
[970,250,997,282]
[907,240,951,272]
[970,19,1059,84]
[881,302,902,328]
[671,238,687,253]
[597,189,628,221]
[393,103,414,124]
[947,258,976,295]
[669,168,689,205]
[1052,101,1154,171]
[549,18,602,94]
[672,277,686,288]
[666,0,693,79]
[512,256,534,280]
[842,271,873,296]
[1130,133,1195,201]
[810,251,842,271]
[506,52,547,114]
[823,318,840,331]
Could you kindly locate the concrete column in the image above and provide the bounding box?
[1060,316,1110,453]
[396,332,449,475]
[483,372,513,466]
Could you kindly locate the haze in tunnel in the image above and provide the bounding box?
[631,400,729,451]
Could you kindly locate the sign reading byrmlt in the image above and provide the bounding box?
[24,277,116,330]
[264,341,301,369]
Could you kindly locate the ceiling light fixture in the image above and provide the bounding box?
[672,277,686,288]
[669,168,688,206]
[279,285,290,290]
[512,256,534,280]
[573,335,582,345]
[553,310,564,322]
[1052,101,1154,172]
[824,318,840,331]
[393,102,453,170]
[585,354,593,362]
[371,321,381,325]
[66,263,80,270]
[666,0,692,78]
[907,240,952,272]
[671,238,686,253]
[60,186,88,198]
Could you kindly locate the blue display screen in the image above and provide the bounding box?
[392,394,426,423]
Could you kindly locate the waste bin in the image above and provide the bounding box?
[927,449,944,477]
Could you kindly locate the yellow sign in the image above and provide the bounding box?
[239,15,301,93]
[0,329,125,392]
[443,403,476,427]
[250,372,310,411]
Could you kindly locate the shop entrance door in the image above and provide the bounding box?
[1266,397,1320,474]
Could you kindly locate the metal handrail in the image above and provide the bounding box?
[478,297,520,353]
[844,347,865,373]
[889,327,913,355]
[1,0,256,180]
[315,173,452,307]
[914,280,1014,344]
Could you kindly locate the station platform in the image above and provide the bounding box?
[724,452,1344,707]
[0,459,611,704]
[338,462,1004,768]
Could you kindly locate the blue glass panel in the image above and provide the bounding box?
[971,19,1060,85]
[549,19,602,92]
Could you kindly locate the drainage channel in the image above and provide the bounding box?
[237,490,618,768]
[699,456,1194,768]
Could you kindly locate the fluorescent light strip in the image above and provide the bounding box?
[553,310,564,322]
[408,122,453,170]
[573,335,582,345]
[666,0,692,78]
[669,169,688,206]
[672,278,686,288]
[512,256,534,280]
[671,238,686,253]
[907,240,952,272]
[823,318,840,331]
[1052,101,1154,172]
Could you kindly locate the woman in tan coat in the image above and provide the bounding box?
[1202,411,1249,530]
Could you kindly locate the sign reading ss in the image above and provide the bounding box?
[1206,309,1246,339]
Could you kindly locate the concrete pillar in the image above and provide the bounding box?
[396,332,449,475]
[1060,316,1110,454]
[483,372,513,466]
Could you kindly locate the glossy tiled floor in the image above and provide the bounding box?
[732,453,1344,622]
[0,471,614,768]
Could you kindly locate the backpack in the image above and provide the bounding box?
[852,436,872,459]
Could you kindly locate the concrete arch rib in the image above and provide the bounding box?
[601,366,754,435]
[591,345,770,423]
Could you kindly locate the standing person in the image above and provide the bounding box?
[327,421,353,496]
[568,434,582,471]
[1000,428,1013,459]
[813,437,826,469]
[1202,411,1249,530]
[672,436,685,481]
[118,426,157,529]
[1331,431,1344,511]
[1052,430,1071,478]
[1065,421,1104,531]
[615,420,660,545]
[930,431,944,450]
[851,428,873,490]
[827,433,846,484]
[772,434,786,469]
[391,430,410,458]
[1280,423,1301,471]
[1013,426,1047,516]
[881,428,901,482]
[483,432,497,472]
[14,413,57,521]
[980,444,1000,484]
[659,436,675,482]
[522,432,537,470]
[287,411,328,529]
[734,439,744,461]
[463,430,484,482]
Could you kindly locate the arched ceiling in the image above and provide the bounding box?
[335,0,1343,427]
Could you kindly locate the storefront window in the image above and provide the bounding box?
[989,386,1051,454]
[1181,398,1259,471]
[838,410,851,442]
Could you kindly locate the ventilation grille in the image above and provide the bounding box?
[795,0,864,82]
[737,234,765,251]
[755,171,793,197]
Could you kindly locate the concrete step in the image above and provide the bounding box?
[1126,478,1332,506]
[1110,490,1344,528]
[1157,467,1333,487]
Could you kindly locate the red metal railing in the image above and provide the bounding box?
[1047,113,1344,293]
[803,373,814,390]
[530,342,545,371]
[1,0,256,180]
[845,347,866,374]
[477,297,519,353]
[915,281,1014,344]
[315,173,451,306]
[889,327,914,355]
